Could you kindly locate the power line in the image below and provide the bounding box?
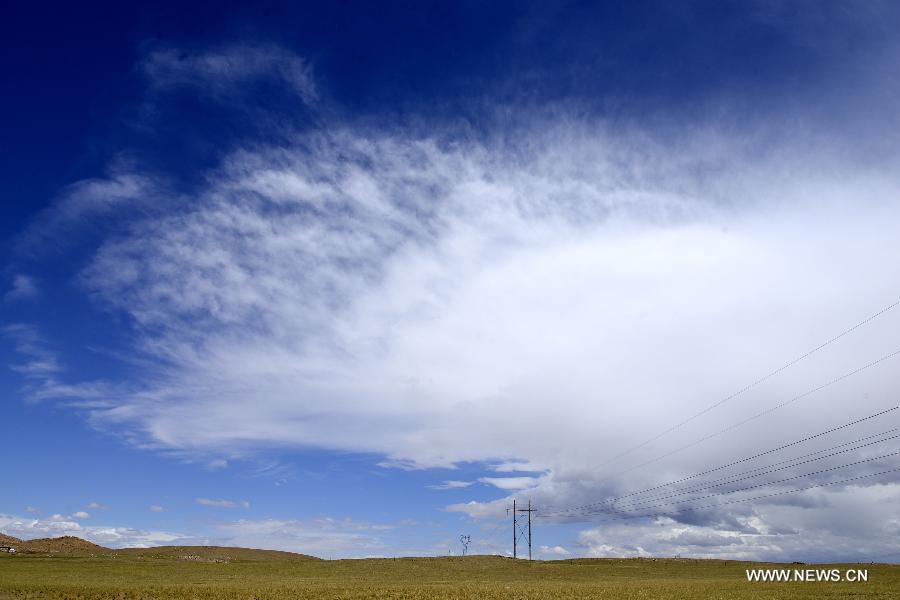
[548,451,900,519]
[540,403,900,517]
[529,298,900,549]
[478,520,509,553]
[543,421,900,517]
[538,465,900,524]
[596,297,900,468]
[595,348,900,487]
[621,435,900,509]
[609,405,899,504]
[616,427,900,506]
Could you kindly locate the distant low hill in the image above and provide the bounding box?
[119,545,320,562]
[13,535,107,554]
[0,535,319,561]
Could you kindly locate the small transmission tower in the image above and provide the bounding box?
[459,534,471,556]
[507,499,536,560]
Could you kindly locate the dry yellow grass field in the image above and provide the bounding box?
[1,543,898,599]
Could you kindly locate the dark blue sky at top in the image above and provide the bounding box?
[4,0,897,250]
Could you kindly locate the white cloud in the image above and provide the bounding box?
[195,498,235,508]
[0,513,182,549]
[194,498,249,509]
[61,125,900,508]
[3,323,119,407]
[86,502,108,510]
[573,483,900,562]
[70,511,90,520]
[149,505,166,513]
[3,323,62,378]
[142,44,316,104]
[16,171,151,254]
[24,506,38,514]
[0,514,82,538]
[428,480,475,490]
[491,461,542,473]
[478,477,544,491]
[5,274,38,301]
[540,545,571,556]
[213,517,392,558]
[79,527,187,549]
[444,500,510,521]
[0,510,408,556]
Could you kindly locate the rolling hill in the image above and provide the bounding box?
[9,536,106,554]
[0,535,318,561]
[118,544,320,562]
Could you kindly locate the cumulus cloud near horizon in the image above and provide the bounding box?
[0,511,409,558]
[0,513,185,548]
[10,42,900,561]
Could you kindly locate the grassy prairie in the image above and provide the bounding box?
[1,552,898,599]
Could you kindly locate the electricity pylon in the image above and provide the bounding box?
[508,499,536,560]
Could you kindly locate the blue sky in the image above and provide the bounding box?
[3,1,900,560]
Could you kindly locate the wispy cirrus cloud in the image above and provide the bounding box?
[3,323,61,378]
[5,274,38,301]
[16,170,153,255]
[3,322,118,405]
[194,498,250,509]
[428,480,475,490]
[142,44,317,105]
[67,122,900,478]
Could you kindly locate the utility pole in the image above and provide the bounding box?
[508,498,537,560]
[527,499,532,561]
[511,499,516,558]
